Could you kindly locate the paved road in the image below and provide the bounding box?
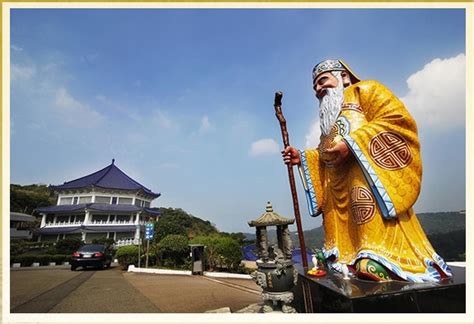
[10,266,261,313]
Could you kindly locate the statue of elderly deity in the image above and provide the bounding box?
[282,59,452,282]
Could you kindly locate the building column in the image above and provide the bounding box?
[40,213,46,227]
[135,212,140,225]
[84,209,90,224]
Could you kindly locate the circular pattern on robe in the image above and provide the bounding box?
[350,186,376,225]
[369,132,413,170]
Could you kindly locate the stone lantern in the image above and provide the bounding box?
[248,201,297,313]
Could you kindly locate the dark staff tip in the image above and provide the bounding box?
[274,91,283,106]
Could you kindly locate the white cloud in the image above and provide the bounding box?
[249,138,280,156]
[152,109,175,129]
[54,87,103,127]
[401,54,465,131]
[199,115,212,133]
[11,45,23,52]
[11,63,36,82]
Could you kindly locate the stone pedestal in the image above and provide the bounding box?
[293,264,465,313]
[261,291,296,313]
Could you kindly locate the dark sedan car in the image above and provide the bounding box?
[71,244,113,271]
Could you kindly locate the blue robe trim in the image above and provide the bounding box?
[299,150,319,217]
[343,135,397,219]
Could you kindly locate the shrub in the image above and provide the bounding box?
[14,254,37,266]
[51,254,68,264]
[37,254,52,265]
[116,245,139,270]
[156,234,189,268]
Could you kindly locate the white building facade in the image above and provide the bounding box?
[36,160,161,246]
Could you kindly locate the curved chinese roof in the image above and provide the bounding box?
[50,160,160,198]
[248,201,294,227]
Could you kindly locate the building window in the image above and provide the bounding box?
[59,197,73,205]
[79,196,92,204]
[56,215,70,223]
[73,215,85,223]
[135,199,143,207]
[116,215,131,223]
[92,215,108,223]
[111,197,118,205]
[118,197,133,205]
[95,196,111,204]
[144,201,150,208]
[73,197,79,205]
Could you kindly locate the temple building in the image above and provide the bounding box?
[36,159,161,246]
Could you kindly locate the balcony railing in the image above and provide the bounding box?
[44,220,146,227]
[114,238,140,247]
[45,221,84,227]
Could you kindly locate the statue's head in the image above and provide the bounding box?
[312,59,360,136]
[312,59,360,99]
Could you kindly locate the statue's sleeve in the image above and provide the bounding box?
[342,80,422,219]
[299,149,325,217]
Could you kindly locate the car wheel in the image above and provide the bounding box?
[71,266,77,271]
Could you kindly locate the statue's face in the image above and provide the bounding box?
[313,70,352,99]
[313,71,339,99]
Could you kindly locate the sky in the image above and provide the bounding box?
[9,8,466,234]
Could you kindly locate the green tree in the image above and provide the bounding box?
[156,234,189,268]
[215,236,243,270]
[153,208,218,243]
[10,184,57,215]
[191,234,242,272]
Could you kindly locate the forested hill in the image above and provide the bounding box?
[416,211,465,234]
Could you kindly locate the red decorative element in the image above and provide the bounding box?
[350,187,376,225]
[369,132,413,170]
[307,269,327,277]
[341,103,363,112]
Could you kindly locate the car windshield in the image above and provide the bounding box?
[79,244,105,252]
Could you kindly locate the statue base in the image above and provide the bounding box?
[261,291,296,313]
[293,264,465,313]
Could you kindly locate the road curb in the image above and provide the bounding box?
[127,265,253,279]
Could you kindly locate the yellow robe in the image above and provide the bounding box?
[300,80,452,282]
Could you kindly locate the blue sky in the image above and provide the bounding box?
[10,8,466,233]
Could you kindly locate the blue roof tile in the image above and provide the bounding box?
[51,160,160,198]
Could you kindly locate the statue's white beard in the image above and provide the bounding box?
[319,72,344,136]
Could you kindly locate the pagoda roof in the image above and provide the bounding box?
[51,160,160,198]
[248,201,294,227]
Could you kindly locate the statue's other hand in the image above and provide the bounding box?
[324,141,350,168]
[281,146,301,166]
